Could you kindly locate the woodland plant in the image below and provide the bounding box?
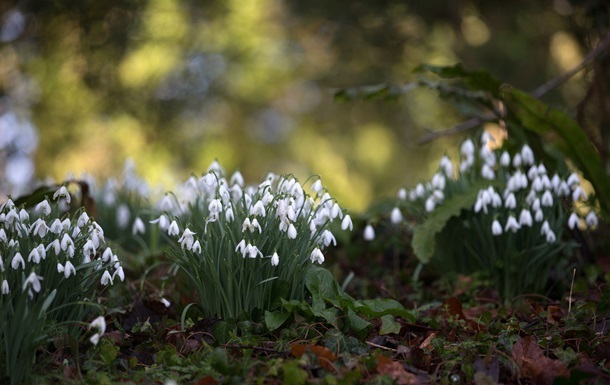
[0,189,123,385]
[378,132,596,301]
[152,161,353,321]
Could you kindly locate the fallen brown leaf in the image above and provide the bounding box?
[290,343,337,371]
[511,336,569,385]
[376,355,420,385]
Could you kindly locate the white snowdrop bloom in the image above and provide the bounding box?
[567,213,580,229]
[397,188,407,200]
[504,193,517,209]
[505,216,521,233]
[100,270,113,285]
[431,173,446,191]
[30,219,49,238]
[225,206,235,222]
[71,225,81,238]
[0,228,6,242]
[245,244,263,259]
[439,155,453,177]
[8,239,18,249]
[235,239,247,257]
[279,219,289,232]
[61,233,74,251]
[77,212,90,227]
[167,220,180,236]
[545,229,557,243]
[310,248,325,264]
[244,193,252,209]
[49,219,63,234]
[161,298,171,308]
[363,224,375,241]
[525,190,537,206]
[53,185,71,203]
[90,333,101,346]
[24,272,43,294]
[541,190,554,207]
[521,144,535,165]
[132,217,146,235]
[311,179,323,195]
[460,155,475,173]
[572,186,587,201]
[249,200,266,217]
[287,223,297,239]
[88,316,106,345]
[566,173,580,187]
[200,173,218,192]
[11,252,24,269]
[534,209,544,222]
[270,252,279,266]
[425,196,436,212]
[500,151,510,167]
[28,247,42,264]
[63,261,76,279]
[491,220,503,235]
[390,207,403,224]
[208,199,223,215]
[531,177,544,192]
[47,239,61,256]
[116,204,130,229]
[585,211,598,228]
[230,171,245,187]
[192,240,202,254]
[1,280,9,294]
[229,184,243,201]
[18,209,29,222]
[261,191,274,206]
[178,228,197,250]
[62,217,71,230]
[330,203,342,219]
[460,139,475,157]
[309,219,317,236]
[341,215,353,231]
[474,190,490,214]
[519,209,533,227]
[415,183,425,198]
[480,147,496,167]
[320,230,336,247]
[531,198,541,212]
[481,164,495,180]
[550,174,561,190]
[541,175,552,190]
[35,200,51,216]
[0,257,3,272]
[527,166,538,181]
[512,153,523,168]
[540,220,551,235]
[113,265,125,282]
[287,205,297,222]
[557,181,570,197]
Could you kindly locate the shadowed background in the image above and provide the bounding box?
[0,0,602,210]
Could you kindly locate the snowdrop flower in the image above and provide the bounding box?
[474,190,490,213]
[1,280,8,294]
[460,139,475,157]
[270,252,280,266]
[61,233,74,251]
[192,240,202,254]
[208,199,223,214]
[35,200,52,216]
[113,265,125,282]
[320,230,336,247]
[519,209,533,227]
[566,172,580,187]
[415,183,425,198]
[531,177,543,192]
[521,144,535,165]
[18,209,29,222]
[567,212,580,229]
[500,151,510,167]
[311,179,323,195]
[425,196,436,212]
[481,163,495,180]
[534,209,544,222]
[491,220,503,235]
[527,166,538,181]
[24,272,43,294]
[250,200,266,217]
[505,216,521,233]
[132,217,146,235]
[504,193,517,209]
[89,316,106,345]
[512,153,522,168]
[541,190,553,207]
[287,223,297,239]
[161,298,171,308]
[57,261,76,279]
[30,219,49,238]
[439,155,453,177]
[48,219,62,234]
[167,220,180,236]
[572,186,587,201]
[330,203,342,219]
[230,171,245,187]
[225,206,235,222]
[28,247,42,264]
[178,228,197,250]
[585,211,598,228]
[397,188,407,200]
[363,224,375,241]
[390,207,403,224]
[0,228,6,242]
[545,229,556,243]
[77,212,90,227]
[116,204,130,228]
[53,185,71,203]
[245,244,263,259]
[431,173,446,190]
[100,270,113,285]
[11,252,25,269]
[310,248,325,264]
[341,215,353,231]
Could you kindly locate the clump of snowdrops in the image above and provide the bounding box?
[152,162,353,320]
[0,188,123,385]
[371,132,597,301]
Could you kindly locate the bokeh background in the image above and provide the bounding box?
[0,0,603,210]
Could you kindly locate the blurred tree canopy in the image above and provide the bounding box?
[0,0,607,210]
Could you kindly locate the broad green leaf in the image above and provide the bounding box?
[264,310,291,331]
[305,266,337,313]
[379,315,402,335]
[502,88,610,214]
[282,361,308,385]
[412,180,496,263]
[99,340,119,365]
[353,298,414,322]
[346,308,371,338]
[13,184,58,208]
[415,63,502,95]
